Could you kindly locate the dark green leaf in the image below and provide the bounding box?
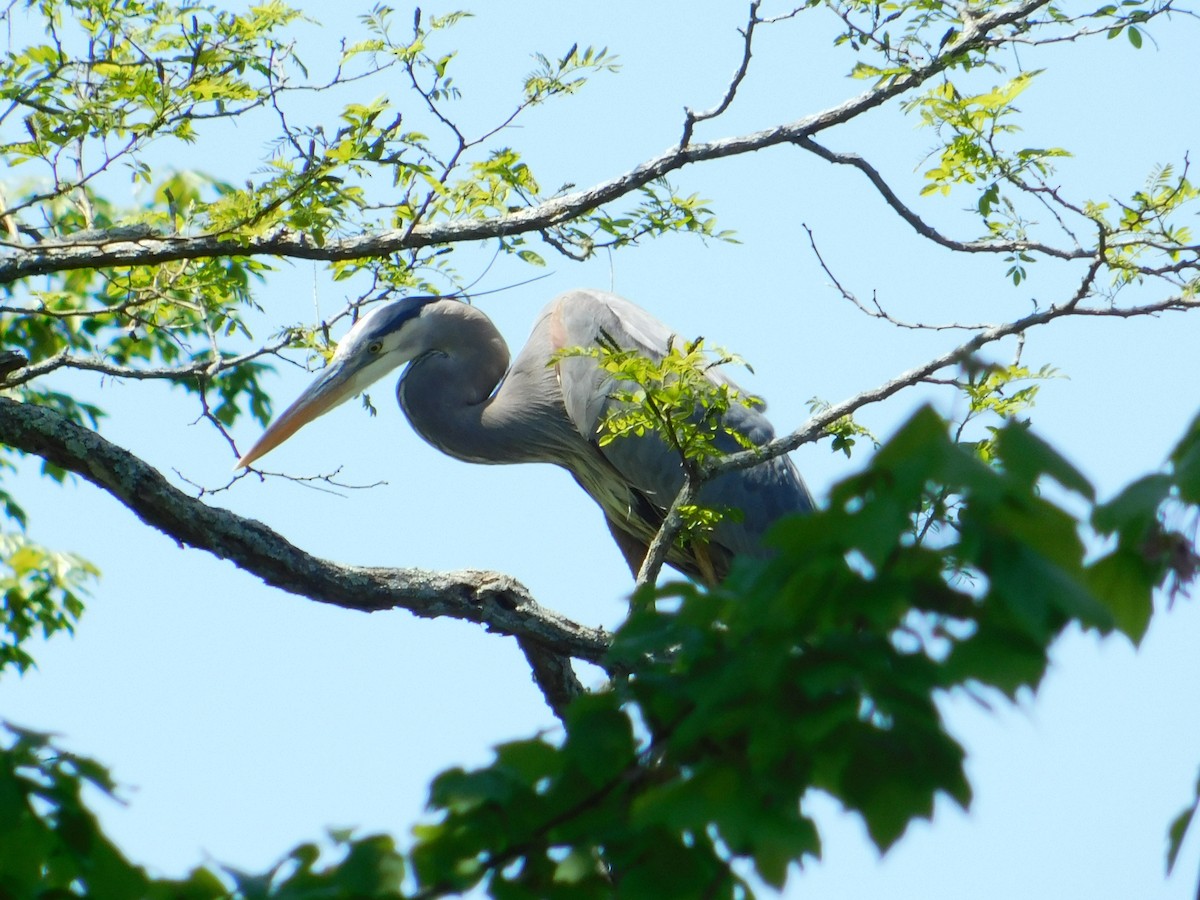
[1085,549,1154,643]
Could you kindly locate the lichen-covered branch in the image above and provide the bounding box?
[0,397,611,669]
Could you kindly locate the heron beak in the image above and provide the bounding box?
[235,358,361,469]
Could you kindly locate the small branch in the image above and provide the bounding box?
[226,465,386,498]
[706,289,1197,480]
[803,223,992,331]
[517,637,586,725]
[4,333,297,387]
[680,1,762,148]
[795,135,1085,262]
[635,473,700,590]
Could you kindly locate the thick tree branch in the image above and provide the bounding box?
[0,397,611,669]
[0,0,1053,286]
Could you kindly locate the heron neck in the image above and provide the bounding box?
[397,311,568,465]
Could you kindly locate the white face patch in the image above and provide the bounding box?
[334,298,446,365]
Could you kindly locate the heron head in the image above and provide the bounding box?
[235,296,445,468]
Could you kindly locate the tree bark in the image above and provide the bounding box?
[0,397,611,668]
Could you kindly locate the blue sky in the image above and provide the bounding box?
[4,2,1200,896]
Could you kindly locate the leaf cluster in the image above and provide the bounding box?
[954,361,1059,463]
[0,0,301,189]
[908,72,1062,192]
[555,334,760,543]
[834,0,1197,290]
[565,336,760,466]
[0,532,94,675]
[805,396,878,458]
[0,722,406,899]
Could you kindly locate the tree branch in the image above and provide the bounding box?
[635,473,700,591]
[0,397,611,672]
[794,135,1089,261]
[708,287,1197,480]
[803,222,995,330]
[0,0,1055,286]
[680,1,762,148]
[517,637,587,725]
[4,337,294,387]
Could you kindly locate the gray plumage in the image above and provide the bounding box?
[237,288,814,582]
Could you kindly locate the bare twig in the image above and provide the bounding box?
[680,1,762,148]
[803,223,993,331]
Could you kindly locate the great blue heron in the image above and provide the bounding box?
[237,289,813,582]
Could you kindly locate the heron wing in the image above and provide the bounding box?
[545,289,813,559]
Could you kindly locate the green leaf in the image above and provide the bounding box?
[1093,475,1172,539]
[995,425,1094,499]
[562,694,636,786]
[1168,770,1200,874]
[1084,550,1154,643]
[942,628,1049,697]
[1170,411,1200,503]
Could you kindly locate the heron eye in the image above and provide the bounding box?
[367,340,383,354]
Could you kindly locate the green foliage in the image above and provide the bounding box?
[0,410,1196,896]
[0,0,302,173]
[909,72,1065,196]
[1169,771,1200,877]
[1092,163,1199,285]
[558,336,760,468]
[0,0,702,636]
[842,0,1197,287]
[405,407,1197,897]
[554,335,759,543]
[0,723,153,899]
[224,830,407,899]
[0,0,696,464]
[0,723,408,899]
[0,532,95,675]
[524,44,621,103]
[806,397,878,458]
[955,361,1059,463]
